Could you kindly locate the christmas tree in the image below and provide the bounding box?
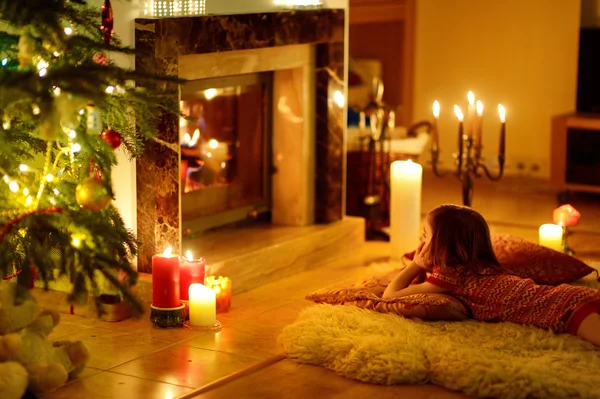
[0,0,177,313]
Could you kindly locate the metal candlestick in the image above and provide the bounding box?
[562,226,575,256]
[430,119,505,207]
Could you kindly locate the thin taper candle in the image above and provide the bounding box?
[475,100,483,150]
[467,91,475,139]
[454,105,464,170]
[498,104,506,160]
[432,101,440,152]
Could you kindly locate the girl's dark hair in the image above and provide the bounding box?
[427,204,501,274]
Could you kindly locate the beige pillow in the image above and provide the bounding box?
[306,269,470,321]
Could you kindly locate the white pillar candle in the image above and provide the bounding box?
[390,160,423,260]
[538,224,563,252]
[188,283,216,327]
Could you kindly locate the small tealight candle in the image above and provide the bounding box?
[204,276,232,313]
[538,224,563,252]
[188,284,216,327]
[152,247,181,309]
[180,251,206,301]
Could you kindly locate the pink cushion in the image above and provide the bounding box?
[491,233,595,285]
[403,233,595,286]
[306,269,470,321]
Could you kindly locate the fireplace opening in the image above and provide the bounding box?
[180,72,273,235]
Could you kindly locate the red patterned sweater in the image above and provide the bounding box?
[426,265,599,333]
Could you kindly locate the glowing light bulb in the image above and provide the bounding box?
[333,90,345,108]
[71,143,81,153]
[19,164,29,172]
[53,87,61,96]
[64,27,73,36]
[36,59,49,70]
[208,139,218,149]
[204,88,218,100]
[1,58,7,66]
[25,196,32,205]
[38,68,47,77]
[72,235,82,248]
[53,188,59,195]
[105,86,115,94]
[69,130,76,139]
[23,188,29,196]
[45,174,54,182]
[32,105,40,115]
[79,109,84,115]
[53,51,60,57]
[221,161,226,169]
[8,181,18,192]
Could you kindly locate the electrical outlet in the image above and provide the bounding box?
[530,163,540,173]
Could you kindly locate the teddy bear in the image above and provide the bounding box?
[0,333,29,399]
[0,282,90,395]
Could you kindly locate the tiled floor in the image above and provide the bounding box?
[41,173,600,399]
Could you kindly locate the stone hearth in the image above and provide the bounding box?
[134,9,363,294]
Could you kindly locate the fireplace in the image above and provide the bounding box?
[180,73,273,234]
[134,10,364,293]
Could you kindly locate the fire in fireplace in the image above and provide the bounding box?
[180,73,273,234]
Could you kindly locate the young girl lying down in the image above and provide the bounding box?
[383,204,600,346]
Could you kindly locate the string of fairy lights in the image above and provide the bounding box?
[1,23,122,250]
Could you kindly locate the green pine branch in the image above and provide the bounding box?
[0,0,185,315]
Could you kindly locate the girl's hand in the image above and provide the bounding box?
[414,241,433,271]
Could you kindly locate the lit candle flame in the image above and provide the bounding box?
[163,247,173,256]
[208,139,219,149]
[467,91,475,105]
[189,129,200,147]
[454,105,464,122]
[498,104,506,123]
[185,250,193,261]
[476,100,484,116]
[432,101,440,118]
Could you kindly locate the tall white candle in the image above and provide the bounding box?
[538,224,563,252]
[188,284,216,327]
[390,160,423,260]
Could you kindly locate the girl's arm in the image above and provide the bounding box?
[383,281,448,299]
[382,262,423,298]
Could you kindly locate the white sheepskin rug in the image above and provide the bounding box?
[280,299,600,398]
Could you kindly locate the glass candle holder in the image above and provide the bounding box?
[204,276,232,313]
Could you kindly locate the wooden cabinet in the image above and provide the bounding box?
[551,113,600,194]
[349,0,409,24]
[349,0,415,125]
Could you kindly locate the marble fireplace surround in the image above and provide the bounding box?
[135,10,364,294]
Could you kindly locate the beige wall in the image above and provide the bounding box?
[413,0,581,178]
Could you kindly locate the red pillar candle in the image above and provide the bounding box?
[204,276,232,313]
[152,247,181,308]
[180,251,206,301]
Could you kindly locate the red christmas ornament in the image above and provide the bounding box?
[93,52,109,66]
[101,127,122,150]
[101,0,114,45]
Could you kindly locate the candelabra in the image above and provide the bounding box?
[430,94,506,207]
